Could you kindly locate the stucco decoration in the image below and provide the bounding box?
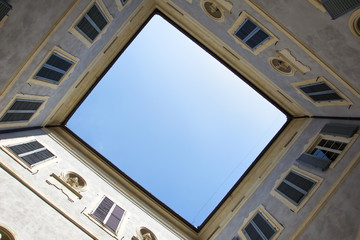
[46,172,86,202]
[131,227,158,240]
[200,0,232,22]
[0,225,16,240]
[349,8,360,40]
[268,49,311,76]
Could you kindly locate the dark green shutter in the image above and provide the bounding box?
[276,171,316,205]
[0,0,12,21]
[320,123,358,138]
[296,153,332,171]
[321,0,360,19]
[76,3,108,42]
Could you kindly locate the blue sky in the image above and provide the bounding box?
[67,15,286,226]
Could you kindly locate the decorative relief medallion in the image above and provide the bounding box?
[201,0,232,22]
[268,49,310,76]
[132,227,158,240]
[46,171,87,202]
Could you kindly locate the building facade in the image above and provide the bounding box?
[0,0,360,239]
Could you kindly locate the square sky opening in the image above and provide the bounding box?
[67,14,287,226]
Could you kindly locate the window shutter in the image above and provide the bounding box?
[9,141,43,155]
[87,4,107,31]
[21,149,54,166]
[234,18,270,50]
[0,99,43,122]
[10,100,43,111]
[252,213,276,239]
[244,223,261,240]
[299,82,343,102]
[276,171,316,205]
[8,141,55,166]
[296,153,332,171]
[320,123,358,138]
[76,3,108,42]
[235,19,257,40]
[77,17,99,41]
[321,0,360,19]
[105,205,124,232]
[277,181,305,204]
[93,197,114,222]
[0,0,12,21]
[244,212,276,240]
[35,53,73,83]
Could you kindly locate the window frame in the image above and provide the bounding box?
[228,11,278,55]
[69,0,113,47]
[1,139,57,173]
[271,167,322,213]
[115,0,131,11]
[0,0,12,29]
[292,77,352,106]
[86,195,126,237]
[0,94,49,128]
[29,46,79,87]
[303,130,358,169]
[238,205,283,240]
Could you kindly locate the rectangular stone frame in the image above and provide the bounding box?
[270,166,323,213]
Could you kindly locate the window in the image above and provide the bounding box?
[228,11,278,55]
[0,99,44,123]
[115,0,130,10]
[91,196,125,234]
[276,171,315,206]
[321,0,360,19]
[297,123,358,170]
[298,82,343,102]
[7,140,55,167]
[76,3,108,42]
[34,53,74,83]
[234,18,270,50]
[271,167,322,212]
[292,77,351,106]
[244,211,276,240]
[238,206,283,240]
[69,0,112,47]
[0,0,12,22]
